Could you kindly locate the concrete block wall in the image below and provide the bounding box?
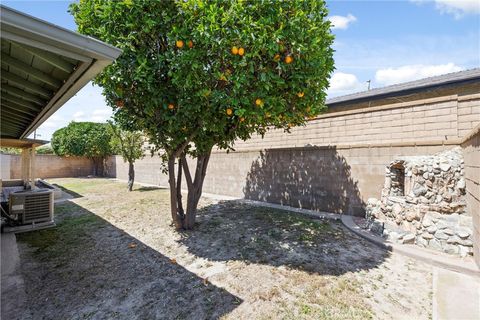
[108,142,455,216]
[461,125,480,266]
[3,154,94,179]
[231,93,480,151]
[458,94,480,137]
[0,154,11,179]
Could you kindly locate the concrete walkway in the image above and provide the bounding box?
[433,268,480,320]
[341,214,480,277]
[1,233,31,320]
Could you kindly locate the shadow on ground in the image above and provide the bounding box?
[15,201,241,319]
[136,186,164,192]
[243,146,366,216]
[180,201,388,276]
[52,184,83,199]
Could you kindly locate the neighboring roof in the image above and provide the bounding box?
[0,5,122,140]
[326,68,480,107]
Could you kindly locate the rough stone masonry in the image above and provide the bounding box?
[366,147,473,257]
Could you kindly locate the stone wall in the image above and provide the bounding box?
[366,147,473,257]
[461,125,480,266]
[2,154,94,179]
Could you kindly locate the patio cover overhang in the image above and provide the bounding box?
[0,5,121,187]
[0,5,122,142]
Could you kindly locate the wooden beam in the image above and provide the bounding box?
[0,123,23,134]
[2,111,32,125]
[1,93,42,111]
[1,101,37,117]
[1,105,34,121]
[1,121,23,130]
[12,42,75,73]
[0,138,48,148]
[2,70,53,98]
[2,55,63,87]
[1,84,47,105]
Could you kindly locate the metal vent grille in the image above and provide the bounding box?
[23,193,52,224]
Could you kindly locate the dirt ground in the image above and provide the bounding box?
[15,178,432,319]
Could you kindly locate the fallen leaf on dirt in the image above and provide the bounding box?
[203,277,209,286]
[128,243,137,248]
[170,258,177,264]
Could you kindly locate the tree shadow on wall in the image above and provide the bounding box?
[243,146,365,216]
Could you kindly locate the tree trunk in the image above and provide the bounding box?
[176,157,184,218]
[168,156,183,230]
[183,150,211,230]
[91,158,98,176]
[167,148,212,230]
[91,157,105,177]
[127,161,134,191]
[98,157,105,177]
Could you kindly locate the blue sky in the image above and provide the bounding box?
[4,0,479,140]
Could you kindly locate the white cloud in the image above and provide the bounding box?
[73,111,86,121]
[412,0,480,18]
[328,14,357,30]
[436,0,480,18]
[328,72,368,97]
[41,114,64,129]
[91,108,112,122]
[329,72,362,91]
[375,63,464,86]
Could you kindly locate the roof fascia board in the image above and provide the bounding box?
[2,28,94,63]
[0,5,121,62]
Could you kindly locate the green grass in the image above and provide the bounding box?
[17,203,104,258]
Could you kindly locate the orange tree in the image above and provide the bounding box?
[70,0,334,230]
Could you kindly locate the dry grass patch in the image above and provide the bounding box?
[16,178,432,319]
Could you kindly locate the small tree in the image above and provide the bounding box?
[108,122,144,191]
[51,122,114,176]
[71,0,334,229]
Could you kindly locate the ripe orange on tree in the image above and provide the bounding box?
[255,98,263,106]
[231,46,238,55]
[297,92,304,98]
[226,108,233,116]
[187,40,193,48]
[285,55,293,64]
[176,40,184,48]
[238,47,245,56]
[168,104,175,110]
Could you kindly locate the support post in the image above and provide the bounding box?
[20,147,36,189]
[30,147,36,189]
[21,148,29,186]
